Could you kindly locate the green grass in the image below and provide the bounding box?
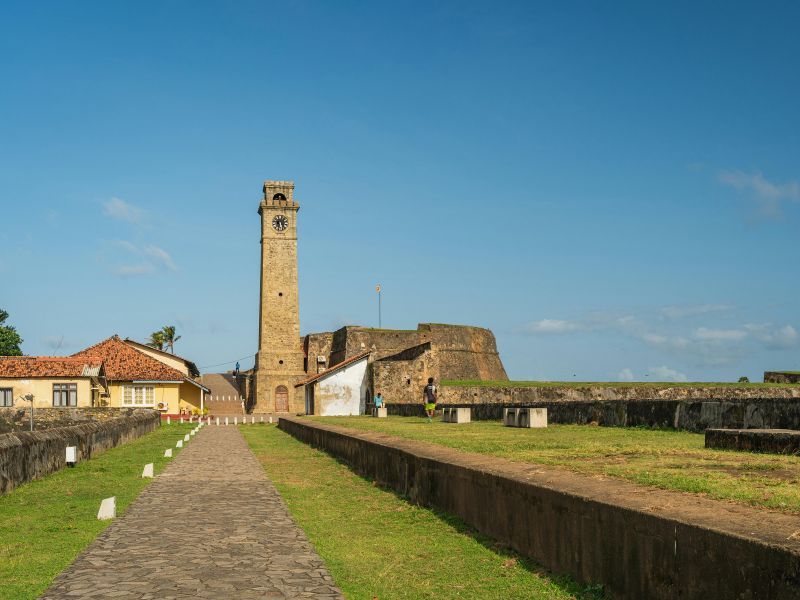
[441,380,796,388]
[0,422,195,600]
[312,417,800,513]
[241,425,606,600]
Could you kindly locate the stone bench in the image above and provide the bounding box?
[372,407,387,418]
[705,428,800,454]
[441,407,471,424]
[503,407,547,428]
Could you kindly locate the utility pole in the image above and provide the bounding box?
[376,284,382,328]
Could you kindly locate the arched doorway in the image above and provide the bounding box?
[275,385,289,413]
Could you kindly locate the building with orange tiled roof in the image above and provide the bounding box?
[0,356,108,409]
[71,335,208,415]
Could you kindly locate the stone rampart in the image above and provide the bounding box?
[765,371,800,384]
[0,406,159,434]
[706,428,800,454]
[0,410,160,494]
[278,417,800,600]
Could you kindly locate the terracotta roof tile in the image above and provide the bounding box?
[72,335,186,382]
[0,356,104,378]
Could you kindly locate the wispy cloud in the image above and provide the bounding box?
[107,240,177,277]
[718,170,800,218]
[143,245,177,271]
[522,305,798,367]
[660,304,731,319]
[103,197,144,223]
[647,366,688,382]
[112,264,155,277]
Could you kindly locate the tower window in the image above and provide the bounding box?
[279,360,284,365]
[278,292,283,297]
[273,193,286,201]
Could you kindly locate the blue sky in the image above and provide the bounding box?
[1,1,798,381]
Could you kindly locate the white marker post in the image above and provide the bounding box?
[225,417,229,426]
[180,417,184,424]
[184,434,190,441]
[216,417,220,426]
[142,463,154,478]
[260,416,264,423]
[167,416,171,425]
[234,417,238,425]
[164,448,172,458]
[65,446,77,466]
[176,440,183,448]
[97,497,116,520]
[269,416,273,424]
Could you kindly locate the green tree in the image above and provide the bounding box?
[161,325,181,354]
[738,376,750,383]
[0,309,23,356]
[147,330,165,351]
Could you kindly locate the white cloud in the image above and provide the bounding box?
[647,366,688,382]
[144,245,177,271]
[660,304,732,319]
[525,319,581,333]
[617,368,634,381]
[103,197,143,223]
[744,324,799,349]
[693,327,748,341]
[718,170,800,218]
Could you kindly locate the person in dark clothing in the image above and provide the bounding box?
[423,377,437,422]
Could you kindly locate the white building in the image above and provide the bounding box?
[296,351,370,416]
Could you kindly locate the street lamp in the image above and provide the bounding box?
[18,394,34,431]
[375,284,382,328]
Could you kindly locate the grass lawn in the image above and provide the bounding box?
[241,425,605,600]
[313,417,800,514]
[0,422,195,600]
[441,380,796,388]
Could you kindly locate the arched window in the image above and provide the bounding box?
[273,193,286,202]
[275,385,289,412]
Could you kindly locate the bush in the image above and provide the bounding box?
[738,376,750,383]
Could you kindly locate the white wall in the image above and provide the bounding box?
[317,358,369,416]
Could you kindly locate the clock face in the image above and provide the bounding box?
[272,214,289,232]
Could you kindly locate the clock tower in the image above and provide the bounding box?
[254,180,306,413]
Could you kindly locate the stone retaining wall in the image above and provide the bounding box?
[387,398,800,431]
[0,410,160,494]
[0,406,156,434]
[765,372,800,384]
[279,417,800,600]
[706,428,800,454]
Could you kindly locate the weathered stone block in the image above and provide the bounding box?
[705,428,800,454]
[97,496,116,520]
[164,448,172,458]
[372,407,388,418]
[442,407,471,423]
[141,463,154,478]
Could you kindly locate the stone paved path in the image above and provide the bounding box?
[41,426,343,599]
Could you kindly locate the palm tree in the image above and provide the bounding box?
[147,330,165,351]
[161,325,181,354]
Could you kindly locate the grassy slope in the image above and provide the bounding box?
[241,425,605,600]
[441,380,795,388]
[0,422,194,600]
[313,417,800,513]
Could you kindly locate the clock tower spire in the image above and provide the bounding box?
[254,180,305,413]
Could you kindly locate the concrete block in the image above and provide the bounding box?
[141,463,154,478]
[184,434,190,442]
[372,407,388,418]
[97,496,116,520]
[503,408,547,428]
[176,440,183,448]
[164,448,172,458]
[65,446,77,464]
[190,430,196,436]
[442,407,471,423]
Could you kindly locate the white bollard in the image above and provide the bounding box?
[260,416,264,423]
[207,417,211,425]
[180,417,184,424]
[167,416,171,425]
[176,440,183,448]
[234,417,238,425]
[251,416,254,424]
[269,416,273,424]
[164,448,172,458]
[184,434,190,442]
[190,430,196,436]
[97,496,116,520]
[65,446,77,465]
[142,463,154,478]
[216,417,220,426]
[225,417,229,426]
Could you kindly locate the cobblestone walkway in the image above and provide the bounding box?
[41,426,343,599]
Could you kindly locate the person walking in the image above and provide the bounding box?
[423,377,437,422]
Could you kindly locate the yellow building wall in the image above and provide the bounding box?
[0,378,93,408]
[103,381,203,414]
